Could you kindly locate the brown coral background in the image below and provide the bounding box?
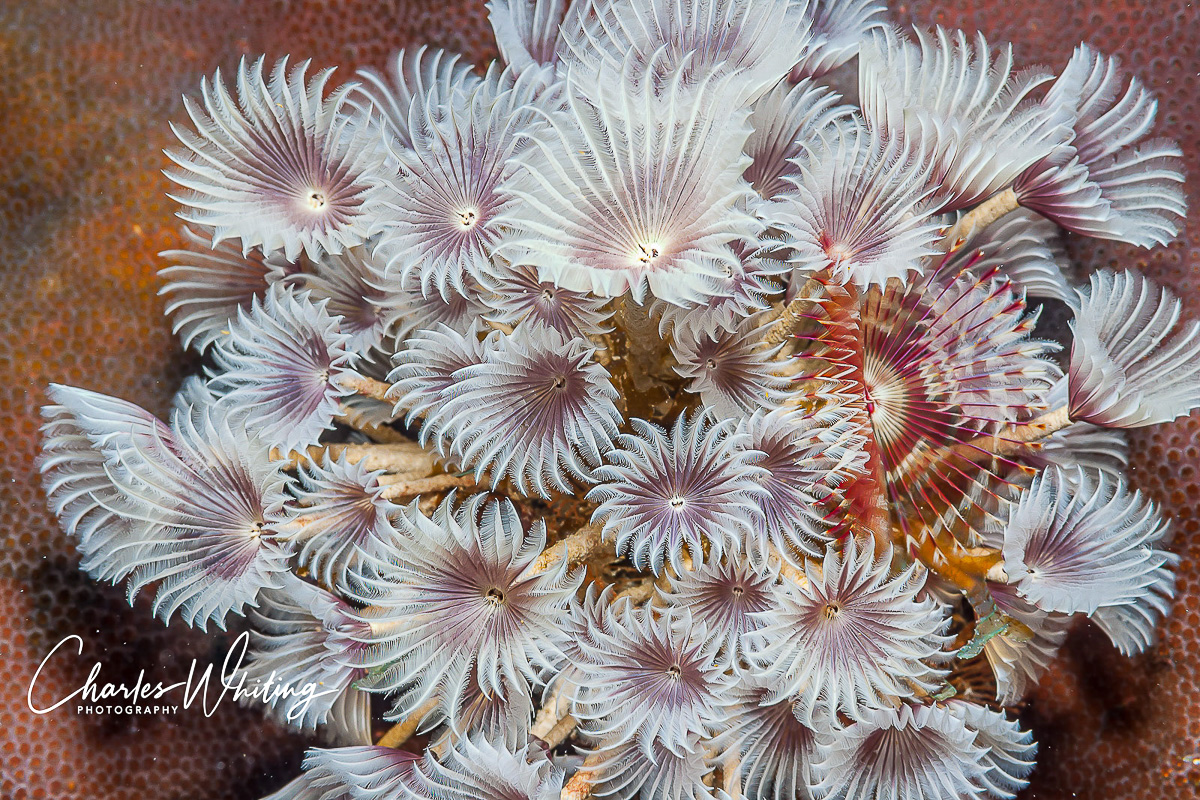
[0,1,1195,798]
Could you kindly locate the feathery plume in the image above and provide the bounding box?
[437,322,623,497]
[209,285,354,452]
[233,575,371,744]
[652,243,783,341]
[940,209,1075,303]
[350,46,480,150]
[1068,269,1200,427]
[657,553,777,669]
[300,746,422,800]
[589,411,767,574]
[561,0,813,102]
[809,703,988,800]
[773,118,941,287]
[408,735,563,800]
[1014,44,1186,247]
[744,79,854,201]
[166,56,383,262]
[345,493,582,719]
[494,49,760,305]
[280,455,401,591]
[373,65,559,300]
[287,247,406,353]
[42,385,293,631]
[488,0,573,71]
[983,581,1072,705]
[859,27,1071,212]
[582,733,716,800]
[387,321,496,453]
[714,679,817,800]
[744,536,951,723]
[158,226,299,351]
[391,271,493,337]
[437,672,535,747]
[791,0,888,80]
[570,597,735,756]
[949,701,1037,800]
[738,406,867,558]
[854,265,1059,545]
[670,311,790,420]
[480,260,615,340]
[1027,419,1129,478]
[39,388,171,583]
[1000,465,1178,617]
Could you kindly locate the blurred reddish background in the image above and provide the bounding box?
[0,1,1196,798]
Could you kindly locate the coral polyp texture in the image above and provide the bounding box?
[30,1,1197,799]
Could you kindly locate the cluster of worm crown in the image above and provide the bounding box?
[37,0,1195,798]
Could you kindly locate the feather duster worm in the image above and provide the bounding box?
[33,7,1200,798]
[569,597,735,757]
[772,118,942,287]
[297,746,422,799]
[166,56,383,262]
[982,581,1072,705]
[1014,44,1186,247]
[713,679,818,800]
[1067,269,1200,427]
[949,701,1038,800]
[743,79,854,202]
[560,0,813,102]
[351,46,481,151]
[387,321,495,452]
[738,406,867,559]
[589,411,767,574]
[1000,465,1177,625]
[809,704,990,800]
[158,226,299,351]
[391,272,493,337]
[791,0,888,80]
[915,272,1054,521]
[409,735,563,800]
[580,733,715,800]
[941,209,1074,303]
[494,49,760,305]
[657,553,777,670]
[258,769,351,800]
[670,311,790,419]
[1027,416,1130,478]
[209,285,355,452]
[744,536,951,723]
[480,261,615,340]
[435,671,536,746]
[436,322,623,497]
[280,455,402,591]
[858,26,1071,212]
[487,0,572,72]
[232,574,372,744]
[344,493,581,718]
[40,385,293,630]
[652,243,783,341]
[38,388,174,584]
[287,247,407,353]
[373,64,557,300]
[796,261,1060,551]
